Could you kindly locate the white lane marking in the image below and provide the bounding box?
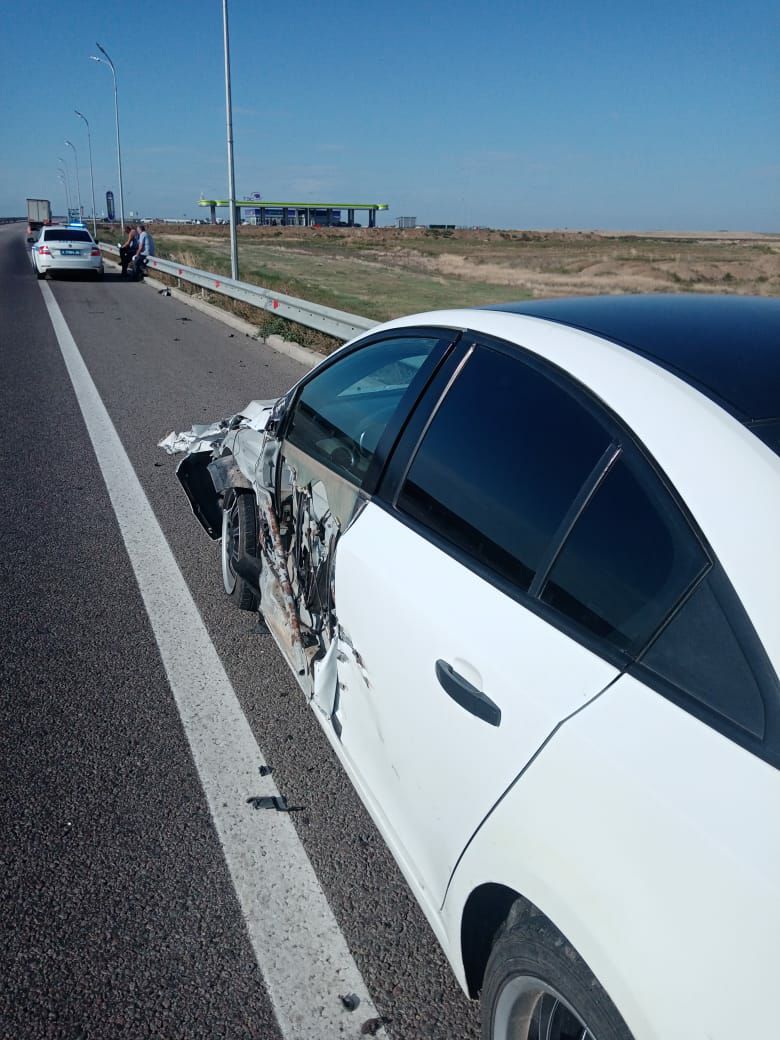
[39,281,385,1039]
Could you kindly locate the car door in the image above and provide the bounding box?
[331,335,715,911]
[267,329,458,698]
[328,339,630,907]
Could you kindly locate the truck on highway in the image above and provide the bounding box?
[26,198,52,238]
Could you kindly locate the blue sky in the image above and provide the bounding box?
[2,0,778,229]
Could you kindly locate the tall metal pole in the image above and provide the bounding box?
[75,110,98,238]
[57,171,70,216]
[91,44,125,229]
[64,140,83,220]
[58,158,72,215]
[222,0,239,280]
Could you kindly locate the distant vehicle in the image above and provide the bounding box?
[164,294,780,1040]
[26,198,51,238]
[30,223,104,280]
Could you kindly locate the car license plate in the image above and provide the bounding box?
[61,248,81,255]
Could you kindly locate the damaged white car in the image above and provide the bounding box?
[161,295,780,1040]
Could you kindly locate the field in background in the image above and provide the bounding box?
[151,225,780,324]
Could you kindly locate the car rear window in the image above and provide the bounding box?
[44,230,92,242]
[639,573,766,737]
[540,454,708,653]
[397,345,612,593]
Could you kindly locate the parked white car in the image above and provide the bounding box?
[162,294,780,1040]
[30,223,103,279]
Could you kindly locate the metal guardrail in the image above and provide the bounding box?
[100,242,376,342]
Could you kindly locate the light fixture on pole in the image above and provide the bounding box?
[222,0,239,280]
[64,139,83,221]
[74,110,98,237]
[58,158,72,216]
[90,43,125,229]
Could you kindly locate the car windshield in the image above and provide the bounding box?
[44,230,92,242]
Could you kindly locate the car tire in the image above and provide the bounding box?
[221,492,259,611]
[36,269,45,280]
[481,901,634,1040]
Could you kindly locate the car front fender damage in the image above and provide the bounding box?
[159,400,274,538]
[159,400,365,716]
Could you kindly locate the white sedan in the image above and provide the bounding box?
[30,223,103,279]
[162,294,780,1040]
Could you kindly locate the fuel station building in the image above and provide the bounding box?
[198,199,389,227]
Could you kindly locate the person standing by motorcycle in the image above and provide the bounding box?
[131,223,155,279]
[119,224,138,277]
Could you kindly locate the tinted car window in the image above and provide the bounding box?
[397,345,612,592]
[640,574,766,737]
[286,336,441,486]
[43,229,93,242]
[541,455,707,653]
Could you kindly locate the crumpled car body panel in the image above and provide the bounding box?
[159,398,360,708]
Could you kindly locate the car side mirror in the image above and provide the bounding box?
[27,236,35,244]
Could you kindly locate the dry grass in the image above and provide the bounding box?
[149,261,341,355]
[154,225,779,318]
[126,223,778,353]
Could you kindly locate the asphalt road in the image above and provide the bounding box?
[0,225,482,1040]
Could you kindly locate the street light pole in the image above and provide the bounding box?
[57,171,69,216]
[222,0,239,280]
[90,43,125,229]
[58,158,72,216]
[75,110,98,238]
[64,139,83,220]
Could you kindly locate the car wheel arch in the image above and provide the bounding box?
[460,882,523,998]
[461,884,633,1036]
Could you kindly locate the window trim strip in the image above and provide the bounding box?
[528,442,622,599]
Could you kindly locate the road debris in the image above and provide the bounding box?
[339,993,360,1012]
[361,1016,390,1035]
[246,795,303,812]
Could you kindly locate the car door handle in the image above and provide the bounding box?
[435,660,501,727]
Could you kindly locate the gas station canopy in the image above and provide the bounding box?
[198,199,389,227]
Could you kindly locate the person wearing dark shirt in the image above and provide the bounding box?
[119,224,138,277]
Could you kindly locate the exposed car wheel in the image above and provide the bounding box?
[221,492,259,610]
[482,902,634,1040]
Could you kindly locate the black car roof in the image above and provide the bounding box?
[486,294,780,424]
